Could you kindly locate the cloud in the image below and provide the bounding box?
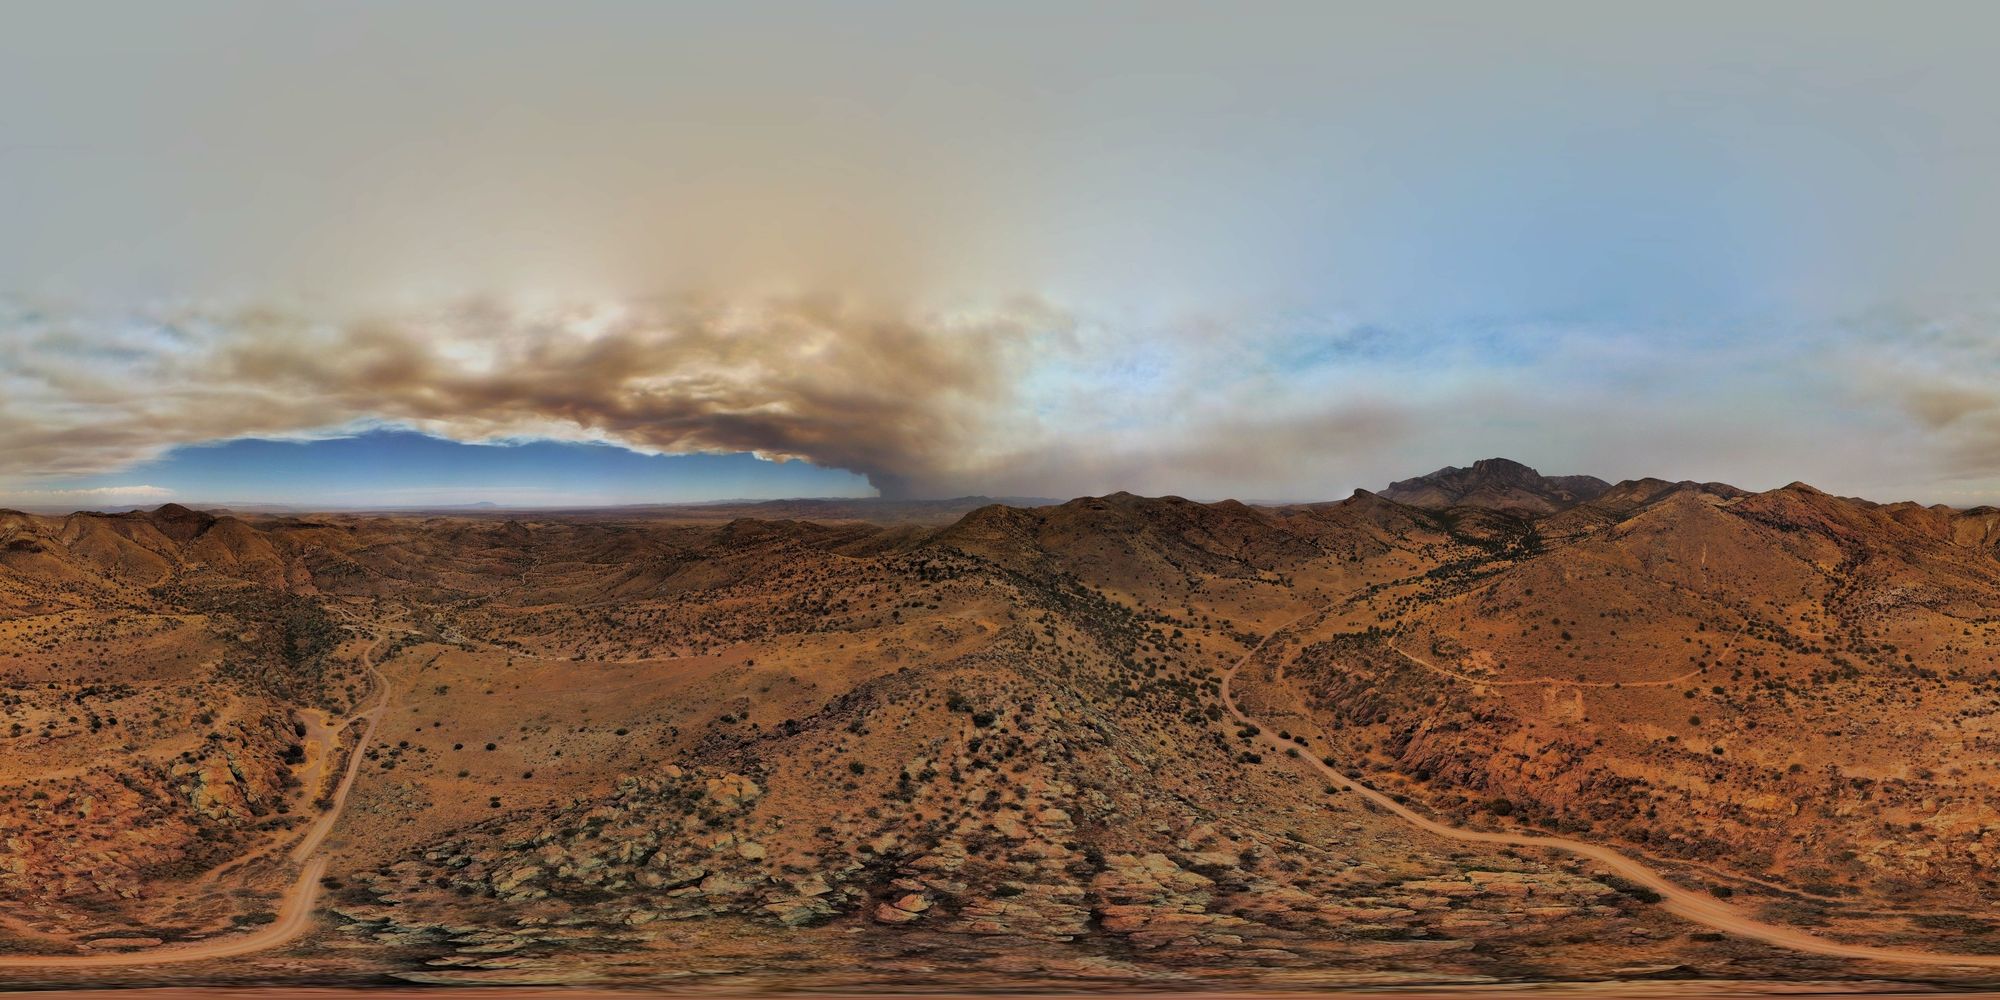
[0,296,1069,498]
[5,296,2000,507]
[1833,314,2000,484]
[6,6,2000,505]
[0,295,1436,502]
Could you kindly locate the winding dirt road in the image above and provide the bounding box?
[0,635,393,969]
[1221,613,2000,970]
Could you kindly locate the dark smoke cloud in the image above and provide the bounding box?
[6,299,2000,506]
[0,296,1067,498]
[1838,317,2000,488]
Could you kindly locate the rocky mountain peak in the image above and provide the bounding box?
[1380,457,1612,514]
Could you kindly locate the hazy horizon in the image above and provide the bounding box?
[4,448,1984,516]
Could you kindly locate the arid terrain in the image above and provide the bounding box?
[4,459,2000,993]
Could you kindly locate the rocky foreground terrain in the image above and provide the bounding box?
[4,459,2000,991]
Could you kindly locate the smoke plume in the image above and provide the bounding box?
[0,296,1065,498]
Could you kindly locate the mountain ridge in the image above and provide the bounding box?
[7,459,2000,989]
[1380,456,1614,513]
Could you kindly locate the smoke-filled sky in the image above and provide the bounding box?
[5,2,2000,508]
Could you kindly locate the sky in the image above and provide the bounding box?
[4,2,2000,509]
[12,432,873,509]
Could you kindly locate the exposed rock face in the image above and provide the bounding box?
[0,703,301,903]
[363,767,836,924]
[1382,457,1612,513]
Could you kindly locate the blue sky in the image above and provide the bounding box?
[3,4,2000,508]
[25,432,872,509]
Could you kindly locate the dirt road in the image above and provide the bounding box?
[293,659,389,865]
[1220,614,2000,970]
[0,635,392,969]
[8,611,1998,973]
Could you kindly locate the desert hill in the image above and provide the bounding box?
[6,465,2000,990]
